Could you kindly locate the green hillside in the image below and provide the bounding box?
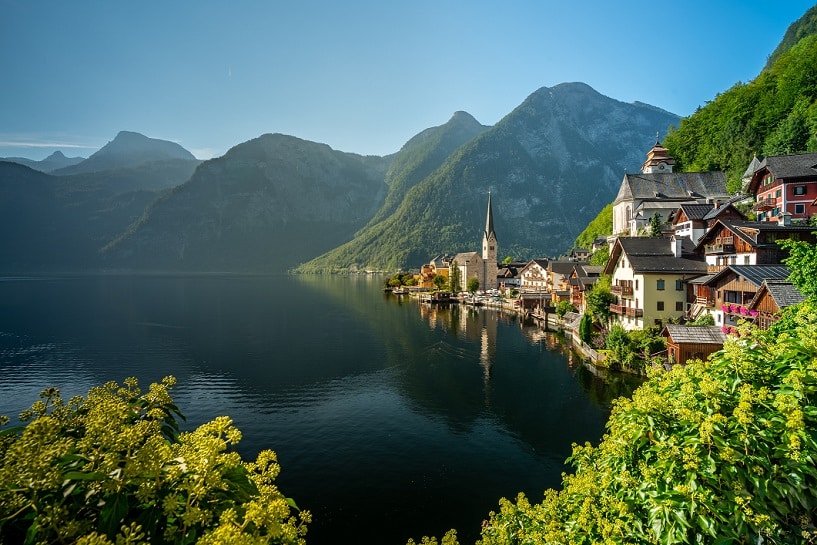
[663,32,817,192]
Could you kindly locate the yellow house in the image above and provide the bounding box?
[603,236,708,331]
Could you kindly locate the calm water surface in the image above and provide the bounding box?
[0,275,640,544]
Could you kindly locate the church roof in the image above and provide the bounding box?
[614,171,729,205]
[485,192,496,240]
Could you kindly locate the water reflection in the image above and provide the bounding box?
[0,275,640,545]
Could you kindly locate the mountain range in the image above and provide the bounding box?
[1,88,679,274]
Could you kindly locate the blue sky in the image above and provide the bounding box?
[1,1,815,160]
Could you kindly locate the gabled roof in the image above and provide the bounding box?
[549,260,577,275]
[603,236,707,275]
[747,152,817,193]
[702,199,745,221]
[661,324,726,345]
[748,279,805,310]
[675,203,715,222]
[614,171,729,205]
[452,251,480,264]
[695,219,817,250]
[519,259,549,274]
[703,264,790,288]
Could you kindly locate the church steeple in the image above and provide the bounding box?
[484,191,496,240]
[482,192,498,290]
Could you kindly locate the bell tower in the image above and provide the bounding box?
[482,192,498,290]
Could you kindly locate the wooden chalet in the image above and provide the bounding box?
[568,263,602,312]
[701,264,790,333]
[661,325,726,366]
[747,279,805,330]
[695,218,817,273]
[670,199,745,245]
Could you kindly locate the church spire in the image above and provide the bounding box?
[485,191,496,240]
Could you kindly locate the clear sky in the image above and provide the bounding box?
[1,1,815,160]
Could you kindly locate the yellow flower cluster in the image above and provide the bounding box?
[0,376,309,545]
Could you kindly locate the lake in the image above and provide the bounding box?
[0,274,640,544]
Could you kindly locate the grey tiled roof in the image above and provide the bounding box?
[608,237,707,274]
[760,152,817,179]
[764,280,805,308]
[704,265,790,287]
[662,325,726,344]
[614,171,729,204]
[678,203,715,221]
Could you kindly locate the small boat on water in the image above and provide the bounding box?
[392,288,409,295]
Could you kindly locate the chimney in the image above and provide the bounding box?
[778,211,792,226]
[671,235,683,258]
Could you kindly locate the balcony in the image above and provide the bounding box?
[753,197,776,212]
[704,237,735,255]
[609,303,624,315]
[625,307,644,318]
[611,284,633,296]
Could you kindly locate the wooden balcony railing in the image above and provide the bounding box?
[705,237,735,254]
[611,284,633,296]
[625,307,644,318]
[609,304,624,315]
[753,197,776,211]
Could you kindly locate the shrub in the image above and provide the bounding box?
[0,377,309,545]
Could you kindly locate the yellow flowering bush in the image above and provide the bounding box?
[0,376,309,545]
[414,298,817,545]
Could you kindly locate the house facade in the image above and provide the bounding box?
[604,237,707,330]
[747,152,817,223]
[696,218,817,273]
[748,279,805,330]
[700,264,790,331]
[518,259,549,292]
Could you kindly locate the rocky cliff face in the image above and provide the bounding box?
[102,134,392,272]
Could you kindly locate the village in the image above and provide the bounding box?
[391,142,817,371]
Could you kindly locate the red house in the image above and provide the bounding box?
[747,152,817,223]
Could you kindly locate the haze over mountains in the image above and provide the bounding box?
[1,84,678,273]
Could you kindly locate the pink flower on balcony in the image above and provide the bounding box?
[740,306,749,315]
[722,304,729,312]
[749,310,759,317]
[721,326,729,334]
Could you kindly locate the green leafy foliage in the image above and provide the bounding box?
[461,298,817,544]
[466,276,480,294]
[578,313,593,344]
[584,276,614,325]
[555,300,575,318]
[573,203,612,250]
[781,233,817,299]
[663,32,817,192]
[0,377,309,545]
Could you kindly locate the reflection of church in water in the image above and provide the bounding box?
[419,300,499,384]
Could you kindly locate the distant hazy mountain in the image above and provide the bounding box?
[0,162,159,272]
[299,82,680,272]
[101,134,392,272]
[54,131,199,175]
[0,151,85,172]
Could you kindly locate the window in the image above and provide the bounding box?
[675,279,683,291]
[775,189,782,198]
[744,255,750,264]
[657,279,665,290]
[794,185,807,196]
[795,204,805,214]
[657,301,665,311]
[676,301,684,311]
[635,279,639,290]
